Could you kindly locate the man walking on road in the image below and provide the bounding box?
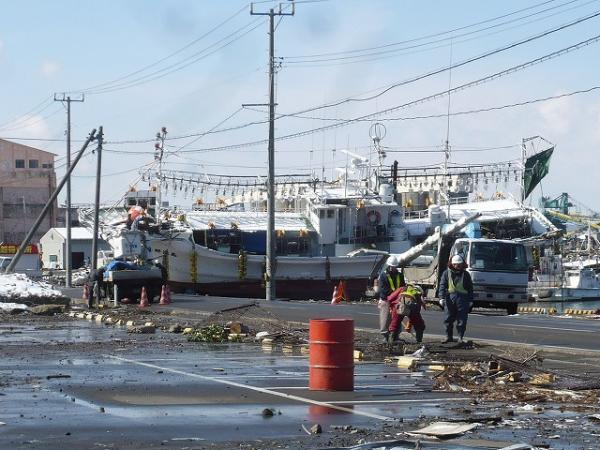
[378,255,405,342]
[438,254,473,343]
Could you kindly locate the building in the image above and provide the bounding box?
[39,227,110,269]
[0,138,57,244]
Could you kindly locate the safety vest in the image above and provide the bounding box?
[448,271,468,294]
[386,273,403,291]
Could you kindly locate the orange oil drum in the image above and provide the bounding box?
[309,318,354,391]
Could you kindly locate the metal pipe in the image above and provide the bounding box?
[6,129,97,273]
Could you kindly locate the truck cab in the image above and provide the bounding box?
[449,238,529,314]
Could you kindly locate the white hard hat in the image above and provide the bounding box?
[451,254,465,265]
[386,255,400,267]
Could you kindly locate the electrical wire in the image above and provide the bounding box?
[285,0,564,59]
[69,5,248,94]
[85,18,267,95]
[280,9,600,113]
[271,85,600,123]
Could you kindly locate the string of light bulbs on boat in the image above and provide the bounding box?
[139,170,335,198]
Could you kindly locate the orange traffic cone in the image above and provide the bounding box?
[83,283,89,300]
[331,281,344,305]
[159,284,171,305]
[139,287,149,308]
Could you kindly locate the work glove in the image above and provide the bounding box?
[438,298,445,310]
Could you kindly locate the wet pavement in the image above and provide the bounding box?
[0,318,467,449]
[2,313,600,449]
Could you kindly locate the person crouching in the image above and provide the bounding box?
[387,284,426,343]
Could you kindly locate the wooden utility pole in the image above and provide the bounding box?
[250,2,294,301]
[91,126,103,277]
[54,93,84,287]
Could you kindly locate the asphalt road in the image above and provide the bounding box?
[168,295,600,353]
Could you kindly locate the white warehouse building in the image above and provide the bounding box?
[39,227,110,269]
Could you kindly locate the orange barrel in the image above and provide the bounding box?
[309,318,354,391]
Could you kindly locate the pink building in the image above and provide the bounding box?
[0,138,57,244]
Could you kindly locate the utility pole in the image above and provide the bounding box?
[154,127,167,224]
[90,126,103,306]
[54,93,84,287]
[250,2,294,301]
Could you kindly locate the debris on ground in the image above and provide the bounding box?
[0,302,28,313]
[262,408,275,417]
[408,421,478,438]
[186,324,229,342]
[301,423,322,435]
[127,324,156,334]
[46,374,71,380]
[30,304,65,315]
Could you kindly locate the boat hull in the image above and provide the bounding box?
[169,277,371,300]
[147,233,383,301]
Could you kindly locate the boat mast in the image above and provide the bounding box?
[154,127,167,224]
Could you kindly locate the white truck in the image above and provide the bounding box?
[402,236,529,314]
[0,255,43,279]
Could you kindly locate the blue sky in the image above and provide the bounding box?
[1,0,599,212]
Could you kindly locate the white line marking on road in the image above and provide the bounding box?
[497,323,598,333]
[107,355,396,422]
[327,398,469,405]
[218,372,413,379]
[263,384,417,390]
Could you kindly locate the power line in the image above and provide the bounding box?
[279,9,600,114]
[284,0,589,64]
[135,35,600,155]
[0,96,54,131]
[68,5,248,94]
[270,85,600,123]
[284,0,564,59]
[149,10,600,146]
[84,18,267,95]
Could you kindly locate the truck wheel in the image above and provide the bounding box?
[506,304,518,315]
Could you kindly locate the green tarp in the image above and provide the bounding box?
[523,147,554,200]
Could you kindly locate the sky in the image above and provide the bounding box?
[1,0,599,213]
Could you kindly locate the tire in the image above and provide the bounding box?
[506,304,518,315]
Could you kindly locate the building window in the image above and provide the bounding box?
[42,163,53,169]
[15,159,25,168]
[29,159,39,169]
[327,209,334,218]
[49,255,58,262]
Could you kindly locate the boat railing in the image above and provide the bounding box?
[404,209,429,220]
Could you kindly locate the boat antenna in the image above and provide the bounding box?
[369,122,386,193]
[154,127,167,224]
[345,135,350,198]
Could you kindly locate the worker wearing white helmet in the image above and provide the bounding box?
[438,253,474,344]
[377,255,406,342]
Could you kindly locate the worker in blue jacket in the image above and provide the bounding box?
[438,254,474,343]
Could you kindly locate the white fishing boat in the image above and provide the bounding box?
[530,253,600,302]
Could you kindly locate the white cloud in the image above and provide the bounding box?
[40,60,61,77]
[537,94,574,136]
